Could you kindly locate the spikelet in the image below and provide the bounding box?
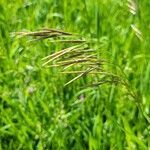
[131,24,143,41]
[127,0,137,15]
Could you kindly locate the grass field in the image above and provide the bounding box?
[0,0,150,149]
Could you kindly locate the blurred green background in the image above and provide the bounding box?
[0,0,150,149]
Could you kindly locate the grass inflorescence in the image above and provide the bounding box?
[1,0,150,149]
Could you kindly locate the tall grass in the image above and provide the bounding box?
[0,0,150,149]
